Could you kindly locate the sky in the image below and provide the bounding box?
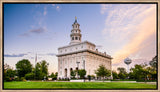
[4,4,156,74]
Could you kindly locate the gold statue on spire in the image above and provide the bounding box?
[75,16,77,20]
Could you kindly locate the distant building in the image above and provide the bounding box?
[57,17,112,79]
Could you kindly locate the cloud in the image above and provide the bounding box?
[50,4,61,12]
[52,4,55,7]
[101,4,156,69]
[19,33,30,37]
[100,4,112,14]
[29,27,46,34]
[56,5,61,11]
[43,6,47,16]
[27,52,32,54]
[4,53,27,57]
[47,53,56,56]
[112,5,156,64]
[20,27,46,37]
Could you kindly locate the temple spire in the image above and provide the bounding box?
[70,16,81,45]
[74,16,77,23]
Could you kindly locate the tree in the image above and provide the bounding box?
[112,71,119,79]
[118,73,126,79]
[16,59,32,78]
[149,56,157,80]
[50,72,55,78]
[34,60,49,80]
[78,69,86,79]
[128,72,135,79]
[55,72,58,77]
[148,56,157,80]
[34,62,41,80]
[117,67,127,74]
[130,64,148,80]
[117,67,127,79]
[4,63,10,81]
[149,56,157,71]
[91,75,95,79]
[50,72,58,80]
[95,64,111,82]
[40,60,49,76]
[4,63,16,81]
[25,73,34,80]
[70,70,76,78]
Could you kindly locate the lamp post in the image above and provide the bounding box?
[76,61,80,79]
[82,57,85,82]
[34,53,37,80]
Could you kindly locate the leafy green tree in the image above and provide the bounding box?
[78,69,86,79]
[118,73,126,79]
[34,63,41,80]
[55,72,58,77]
[16,59,32,78]
[50,72,55,78]
[4,63,10,78]
[70,70,76,78]
[40,60,49,75]
[95,64,111,82]
[117,67,127,74]
[130,64,148,80]
[4,63,16,81]
[128,72,135,79]
[112,71,119,79]
[6,69,16,78]
[149,56,157,71]
[50,72,58,80]
[34,60,49,80]
[54,72,58,79]
[25,73,34,80]
[91,75,95,79]
[117,67,127,79]
[149,56,157,80]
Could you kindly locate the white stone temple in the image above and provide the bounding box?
[57,17,112,79]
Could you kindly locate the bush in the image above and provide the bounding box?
[14,77,20,81]
[136,79,157,82]
[58,78,70,81]
[20,77,26,82]
[25,73,34,80]
[5,76,11,81]
[52,77,57,80]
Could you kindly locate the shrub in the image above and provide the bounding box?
[20,77,26,82]
[25,73,34,80]
[5,76,11,81]
[14,77,20,81]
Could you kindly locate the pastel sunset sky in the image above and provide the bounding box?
[4,4,156,74]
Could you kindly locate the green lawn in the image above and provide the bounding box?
[4,81,156,89]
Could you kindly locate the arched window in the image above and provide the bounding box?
[75,37,78,40]
[76,67,78,70]
[79,37,80,40]
[72,37,74,40]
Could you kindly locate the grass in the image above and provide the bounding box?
[4,81,156,89]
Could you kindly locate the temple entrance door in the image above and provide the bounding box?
[70,68,73,78]
[76,67,79,78]
[64,68,67,78]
